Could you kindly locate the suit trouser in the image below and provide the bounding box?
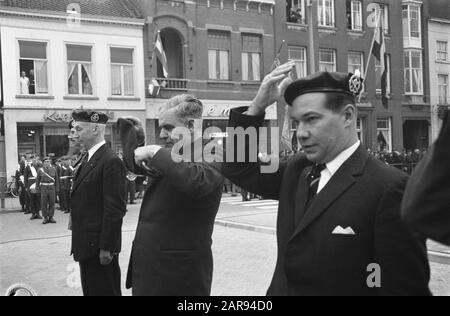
[41,185,55,218]
[18,185,26,208]
[28,192,39,215]
[127,181,136,203]
[79,256,121,296]
[59,187,68,210]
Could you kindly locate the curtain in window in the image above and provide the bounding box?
[208,50,217,80]
[219,51,229,80]
[82,64,93,95]
[67,63,77,94]
[242,53,249,81]
[35,61,48,93]
[111,65,122,95]
[251,53,260,81]
[124,66,134,96]
[412,69,422,93]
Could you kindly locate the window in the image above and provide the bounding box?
[286,0,306,24]
[288,46,307,79]
[348,52,364,75]
[349,52,364,91]
[377,118,392,152]
[110,47,135,96]
[241,35,261,82]
[375,54,391,94]
[402,4,421,39]
[18,41,48,95]
[318,0,335,27]
[208,31,230,80]
[347,1,362,31]
[404,50,423,94]
[67,45,93,95]
[438,74,449,105]
[319,49,336,72]
[437,41,448,62]
[377,4,389,34]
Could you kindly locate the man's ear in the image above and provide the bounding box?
[343,104,356,126]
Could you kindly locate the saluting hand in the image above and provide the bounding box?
[247,61,295,116]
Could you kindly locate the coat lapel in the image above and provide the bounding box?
[72,144,107,194]
[290,146,368,240]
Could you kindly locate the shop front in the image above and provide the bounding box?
[4,108,146,176]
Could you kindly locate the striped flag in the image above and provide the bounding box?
[155,31,169,78]
[371,13,388,107]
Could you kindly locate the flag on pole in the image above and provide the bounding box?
[371,13,388,108]
[154,31,169,78]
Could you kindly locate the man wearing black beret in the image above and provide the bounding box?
[222,63,431,296]
[69,109,127,296]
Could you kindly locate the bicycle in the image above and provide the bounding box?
[3,176,19,198]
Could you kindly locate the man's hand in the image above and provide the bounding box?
[134,145,162,170]
[247,61,295,116]
[99,249,114,266]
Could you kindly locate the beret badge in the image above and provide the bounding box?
[91,113,100,123]
[349,70,363,95]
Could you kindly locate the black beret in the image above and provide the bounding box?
[284,72,364,106]
[71,109,108,124]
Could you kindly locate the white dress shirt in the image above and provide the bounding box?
[317,141,361,194]
[87,140,106,162]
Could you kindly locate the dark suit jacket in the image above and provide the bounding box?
[222,107,430,296]
[126,141,224,296]
[24,165,37,192]
[402,111,450,246]
[70,144,127,262]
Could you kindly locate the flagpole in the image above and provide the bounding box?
[360,9,382,102]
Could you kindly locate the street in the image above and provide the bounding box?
[0,196,449,296]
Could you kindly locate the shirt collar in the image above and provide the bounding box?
[88,140,106,161]
[325,141,361,177]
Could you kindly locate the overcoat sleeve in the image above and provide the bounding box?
[100,157,127,252]
[221,107,286,200]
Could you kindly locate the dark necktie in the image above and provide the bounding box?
[75,151,89,178]
[306,163,327,206]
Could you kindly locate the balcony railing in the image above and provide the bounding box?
[155,78,188,90]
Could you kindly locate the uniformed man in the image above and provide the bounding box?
[55,159,63,210]
[70,109,127,296]
[37,157,59,224]
[221,65,430,296]
[60,157,73,214]
[15,161,26,212]
[24,156,41,220]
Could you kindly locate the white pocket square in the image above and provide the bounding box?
[332,226,356,235]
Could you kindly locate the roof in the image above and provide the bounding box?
[3,0,143,19]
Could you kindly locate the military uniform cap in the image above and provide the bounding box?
[284,71,364,106]
[71,109,108,124]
